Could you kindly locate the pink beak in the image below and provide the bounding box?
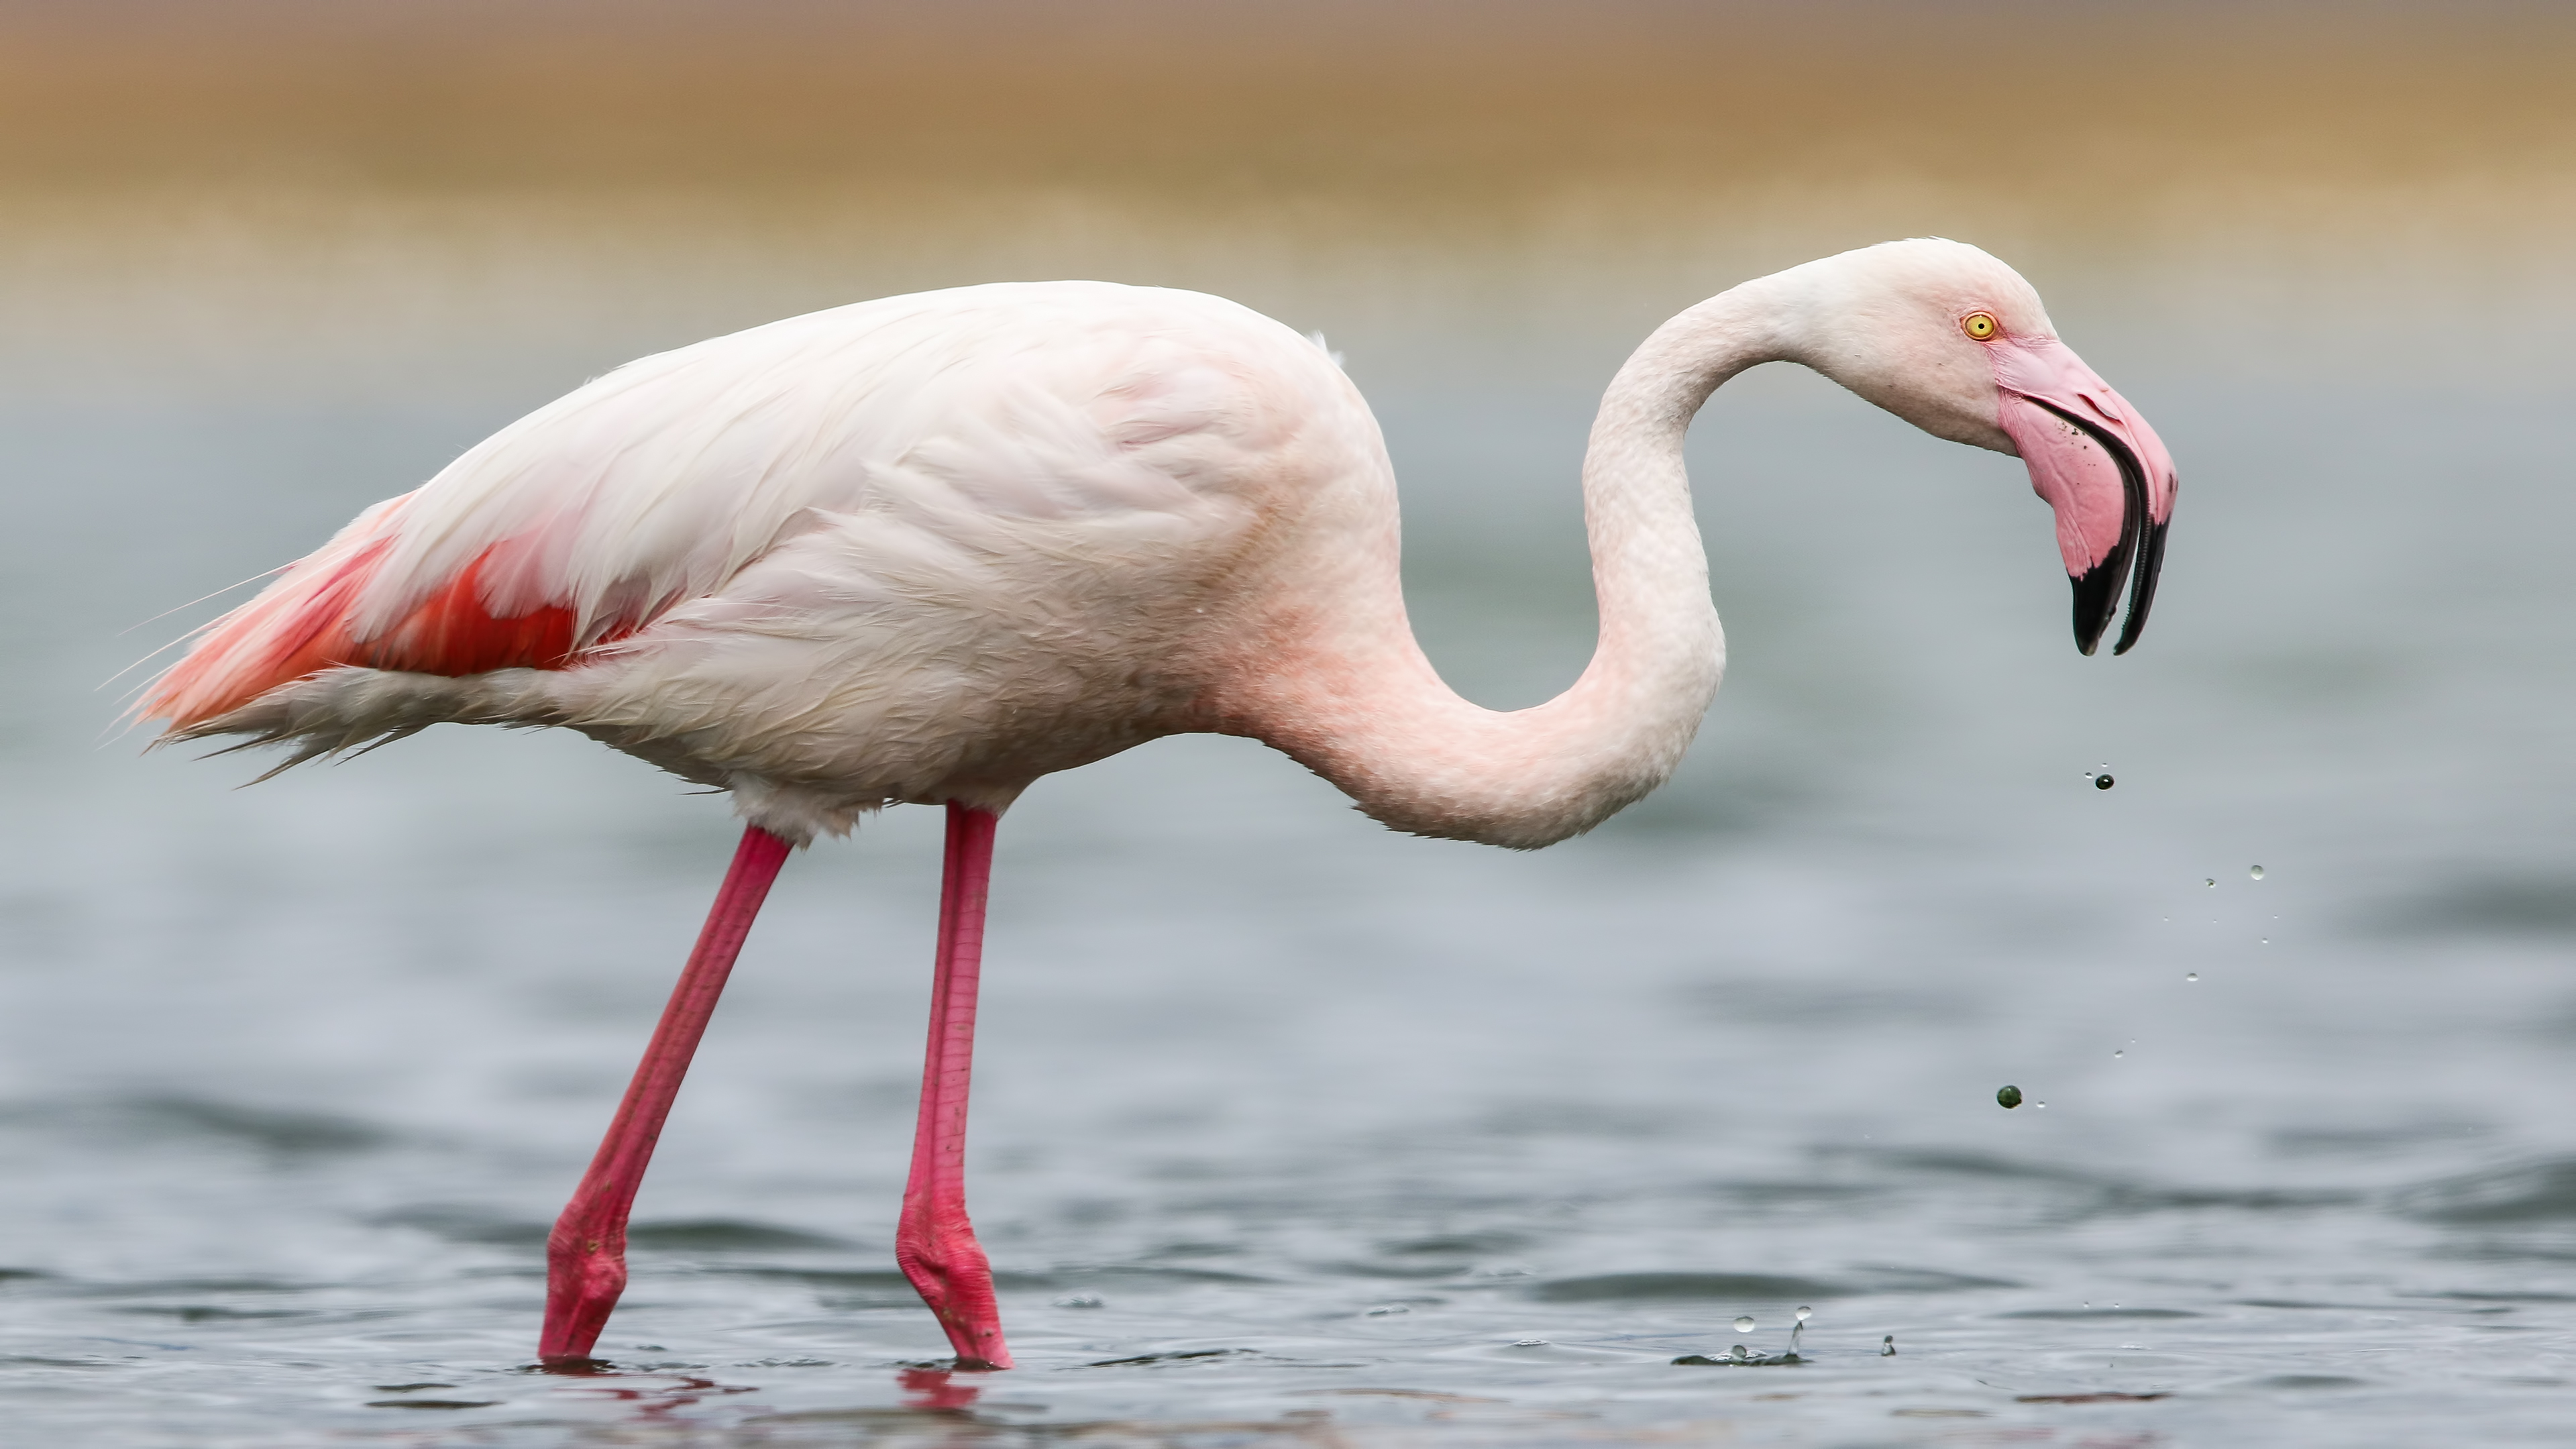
[1990,338,2179,655]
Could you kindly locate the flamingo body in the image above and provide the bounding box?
[154,282,1384,839]
[142,239,2177,1368]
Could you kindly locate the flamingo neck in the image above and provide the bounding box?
[1240,279,1795,849]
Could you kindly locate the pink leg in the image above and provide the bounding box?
[894,802,1015,1370]
[539,824,794,1364]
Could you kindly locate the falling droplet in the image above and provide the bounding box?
[1733,1316,1756,1334]
[1996,1084,2023,1109]
[2260,938,2269,945]
[2094,774,2114,790]
[2186,972,2199,982]
[2205,878,2216,888]
[2250,865,2265,880]
[2113,1049,2125,1059]
[1881,1335,1898,1356]
[1795,1306,1814,1323]
[2035,1101,2047,1109]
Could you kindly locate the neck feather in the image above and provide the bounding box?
[1234,280,1793,849]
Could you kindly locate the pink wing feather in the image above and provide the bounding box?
[142,281,1318,734]
[142,303,909,730]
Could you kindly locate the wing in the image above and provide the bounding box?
[143,282,1330,731]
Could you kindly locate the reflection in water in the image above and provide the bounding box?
[0,3,2573,1446]
[898,1366,980,1411]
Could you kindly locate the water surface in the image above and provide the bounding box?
[2,6,2574,1444]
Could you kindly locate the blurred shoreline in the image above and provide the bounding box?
[1,1,2569,389]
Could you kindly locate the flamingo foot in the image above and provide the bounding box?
[539,1212,630,1363]
[897,1212,1013,1371]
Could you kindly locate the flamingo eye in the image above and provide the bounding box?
[1962,311,2000,341]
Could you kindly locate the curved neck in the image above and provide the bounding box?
[1234,280,1794,849]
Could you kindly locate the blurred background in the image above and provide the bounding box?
[1,2,2573,1444]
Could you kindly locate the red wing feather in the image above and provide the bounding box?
[356,554,584,678]
[145,525,622,730]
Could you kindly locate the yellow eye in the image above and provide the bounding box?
[1962,311,1999,340]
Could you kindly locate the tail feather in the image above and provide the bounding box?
[168,665,564,771]
[142,511,400,731]
[142,494,634,735]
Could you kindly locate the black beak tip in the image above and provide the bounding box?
[2109,516,2171,657]
[2070,564,2119,657]
[2035,399,2166,662]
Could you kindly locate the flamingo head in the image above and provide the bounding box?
[1780,238,2179,655]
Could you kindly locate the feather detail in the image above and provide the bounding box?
[142,501,407,729]
[142,510,643,730]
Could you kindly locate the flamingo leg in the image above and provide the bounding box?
[539,824,794,1364]
[895,802,1015,1369]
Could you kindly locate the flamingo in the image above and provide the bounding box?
[139,237,2176,1371]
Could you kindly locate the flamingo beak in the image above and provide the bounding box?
[1989,339,2179,655]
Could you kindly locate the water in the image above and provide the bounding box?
[3,8,2576,1445]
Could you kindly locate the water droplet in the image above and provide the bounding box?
[2186,973,2199,981]
[2205,878,2216,888]
[2094,774,2114,790]
[1881,1335,1898,1356]
[2112,1049,2124,1059]
[1795,1306,1814,1323]
[2249,865,2265,880]
[1733,1316,1756,1334]
[2035,1101,2047,1109]
[1996,1084,2023,1109]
